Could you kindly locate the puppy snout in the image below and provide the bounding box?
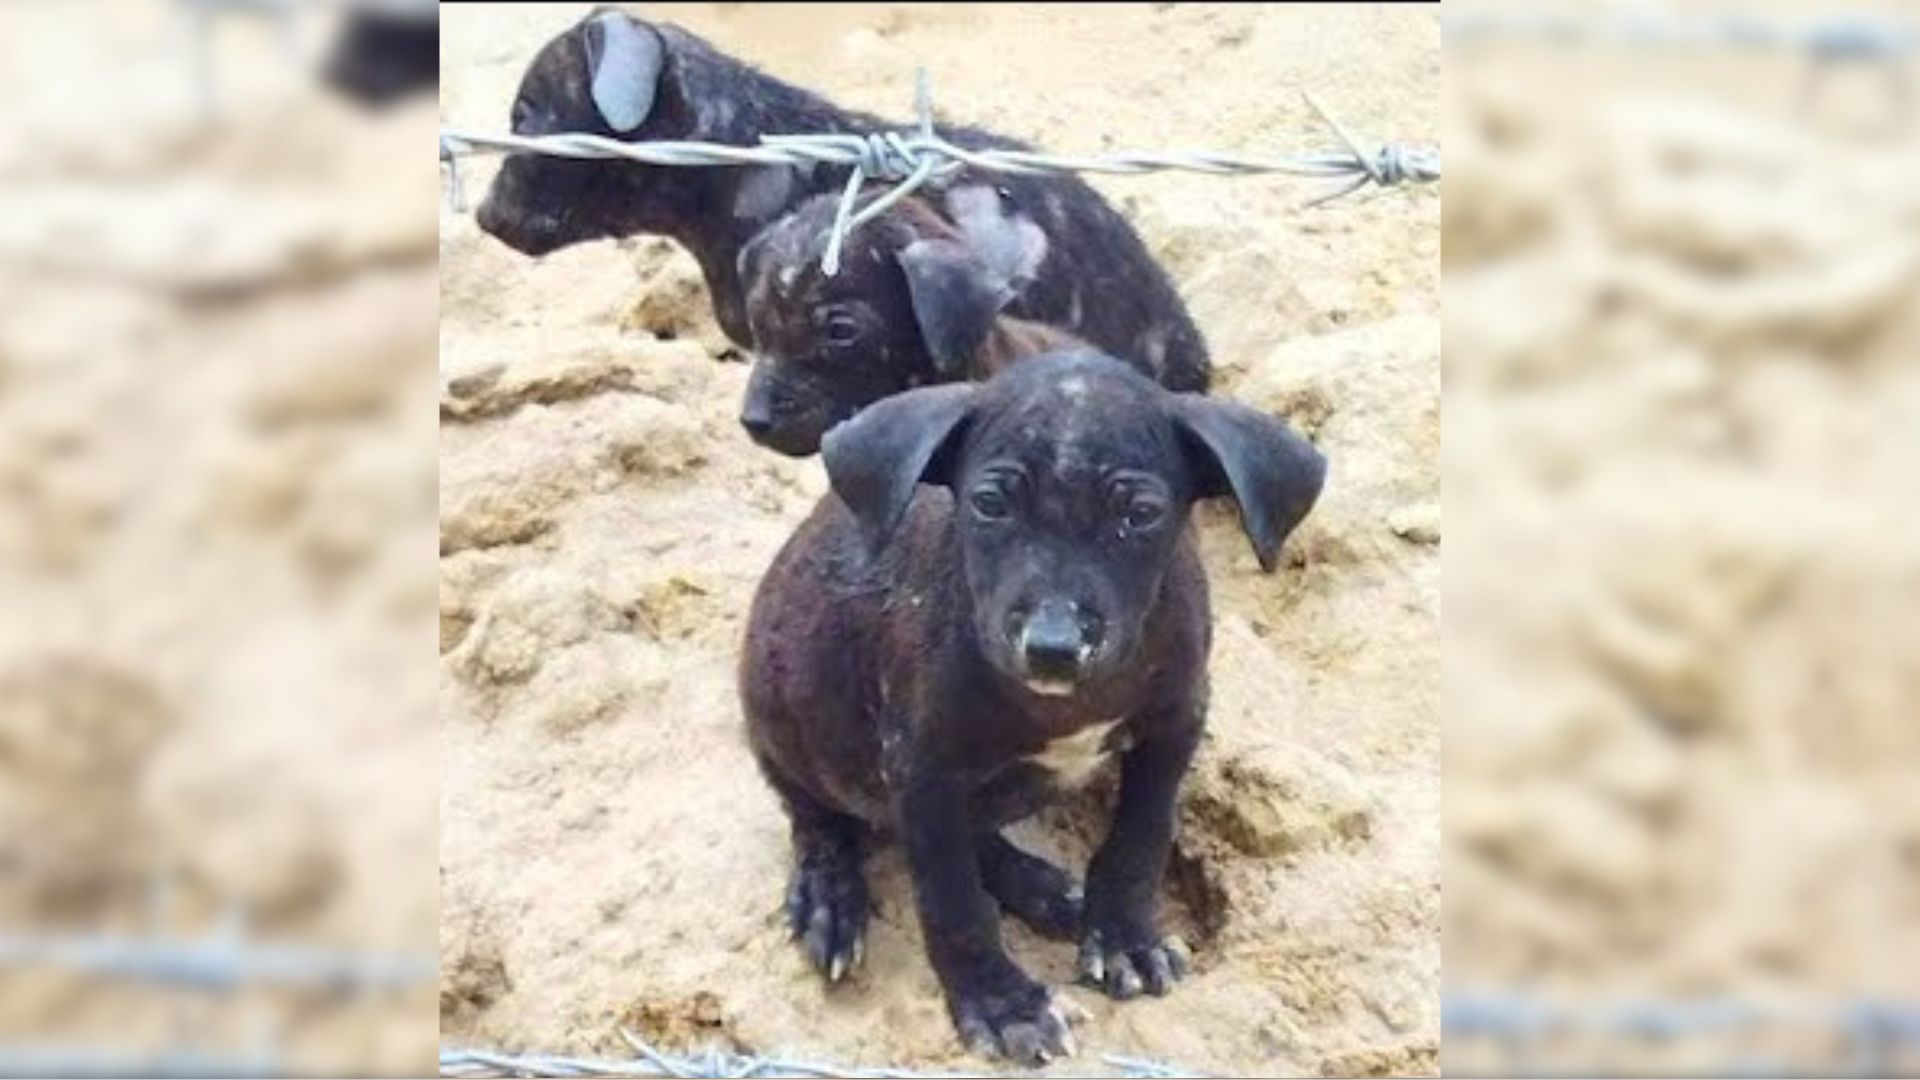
[475,185,563,257]
[739,401,775,439]
[474,195,508,238]
[1012,599,1102,691]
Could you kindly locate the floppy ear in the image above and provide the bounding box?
[898,238,1014,377]
[584,11,664,134]
[1169,395,1327,572]
[821,383,976,556]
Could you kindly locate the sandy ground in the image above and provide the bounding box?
[439,4,1438,1076]
[0,2,438,1074]
[1443,5,1920,1074]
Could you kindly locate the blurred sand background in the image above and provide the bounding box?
[1445,3,1920,1074]
[0,1,437,1074]
[439,4,1439,1076]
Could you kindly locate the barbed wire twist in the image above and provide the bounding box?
[439,70,1439,276]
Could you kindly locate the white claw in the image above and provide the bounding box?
[1054,1006,1080,1058]
[851,935,865,970]
[1164,935,1192,975]
[829,953,847,982]
[1080,951,1105,983]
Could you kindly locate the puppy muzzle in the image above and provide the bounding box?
[1013,599,1102,696]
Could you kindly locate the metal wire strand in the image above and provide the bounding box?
[438,71,1439,275]
[439,1033,1210,1079]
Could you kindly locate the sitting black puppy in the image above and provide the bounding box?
[474,8,1209,400]
[322,8,438,107]
[740,351,1326,1063]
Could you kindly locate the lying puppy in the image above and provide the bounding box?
[734,189,1098,456]
[476,8,1208,398]
[741,351,1326,1063]
[322,8,439,107]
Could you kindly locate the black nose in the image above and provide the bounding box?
[1017,600,1096,684]
[740,405,774,439]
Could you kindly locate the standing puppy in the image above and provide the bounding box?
[741,352,1325,1063]
[475,8,1209,396]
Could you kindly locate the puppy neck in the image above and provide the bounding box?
[971,318,1087,380]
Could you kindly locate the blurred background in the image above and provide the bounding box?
[0,0,436,1075]
[1444,2,1920,1076]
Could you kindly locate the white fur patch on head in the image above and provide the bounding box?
[945,185,1048,287]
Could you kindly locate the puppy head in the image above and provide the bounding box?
[823,351,1327,698]
[321,11,438,108]
[476,8,674,255]
[735,190,1045,457]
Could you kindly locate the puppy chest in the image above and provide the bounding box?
[1024,719,1128,788]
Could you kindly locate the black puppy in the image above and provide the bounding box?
[322,8,438,107]
[476,8,1209,399]
[734,190,1096,456]
[740,351,1326,1063]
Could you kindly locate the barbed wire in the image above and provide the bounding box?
[439,70,1439,275]
[1,885,433,1076]
[0,923,435,993]
[0,1044,278,1079]
[1443,7,1919,58]
[1445,992,1920,1077]
[441,1030,1205,1079]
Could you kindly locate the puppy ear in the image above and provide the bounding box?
[584,11,664,134]
[1169,396,1327,572]
[899,238,1013,377]
[822,384,976,556]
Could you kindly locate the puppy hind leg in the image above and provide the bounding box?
[979,831,1083,941]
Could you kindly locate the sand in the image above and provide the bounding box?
[0,1,438,1075]
[1443,6,1920,1075]
[439,5,1439,1075]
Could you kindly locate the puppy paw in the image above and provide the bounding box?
[980,839,1084,941]
[1076,925,1190,1000]
[785,853,868,983]
[950,966,1077,1065]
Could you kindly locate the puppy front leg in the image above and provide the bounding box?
[898,770,1074,1065]
[1078,719,1200,1000]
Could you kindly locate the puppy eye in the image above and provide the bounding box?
[1121,497,1166,532]
[969,487,1013,522]
[510,98,533,131]
[820,311,863,348]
